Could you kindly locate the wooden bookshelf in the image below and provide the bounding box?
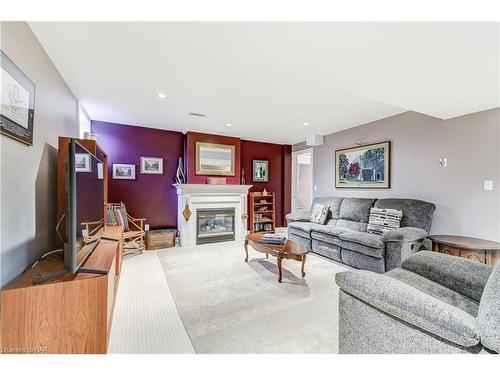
[249,192,276,234]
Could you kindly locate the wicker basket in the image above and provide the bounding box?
[145,229,177,250]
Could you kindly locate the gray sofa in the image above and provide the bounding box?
[286,197,436,273]
[336,251,500,354]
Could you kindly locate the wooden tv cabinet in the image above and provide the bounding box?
[0,226,123,354]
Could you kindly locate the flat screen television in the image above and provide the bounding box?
[64,139,105,273]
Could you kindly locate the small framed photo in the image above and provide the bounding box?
[75,153,91,172]
[140,157,163,174]
[113,164,136,180]
[253,160,269,182]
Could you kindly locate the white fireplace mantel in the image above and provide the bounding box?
[174,184,253,247]
[173,184,253,195]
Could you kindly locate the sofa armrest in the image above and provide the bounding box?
[335,270,480,348]
[381,227,428,243]
[285,209,311,224]
[401,251,493,302]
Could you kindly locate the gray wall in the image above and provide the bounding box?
[0,22,79,288]
[294,109,500,241]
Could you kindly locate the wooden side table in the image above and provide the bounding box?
[429,235,500,266]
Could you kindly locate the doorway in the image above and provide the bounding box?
[292,148,313,211]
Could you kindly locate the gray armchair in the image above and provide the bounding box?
[336,251,500,354]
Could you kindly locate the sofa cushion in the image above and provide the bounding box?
[339,198,377,223]
[387,268,479,317]
[310,203,330,224]
[311,225,352,246]
[401,251,492,302]
[374,198,436,233]
[288,221,326,239]
[336,219,368,233]
[313,197,344,220]
[311,231,341,246]
[339,231,385,258]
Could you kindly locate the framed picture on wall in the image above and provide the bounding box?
[75,153,92,172]
[112,163,136,180]
[140,157,163,174]
[335,141,391,188]
[253,160,269,182]
[195,142,235,176]
[0,50,36,146]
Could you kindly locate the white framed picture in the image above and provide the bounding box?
[112,163,136,180]
[75,153,91,172]
[140,157,163,174]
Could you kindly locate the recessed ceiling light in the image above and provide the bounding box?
[304,122,310,126]
[158,93,167,99]
[226,123,232,127]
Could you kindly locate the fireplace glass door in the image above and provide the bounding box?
[196,208,235,245]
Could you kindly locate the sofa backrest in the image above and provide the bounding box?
[312,197,344,221]
[374,198,436,233]
[337,198,377,232]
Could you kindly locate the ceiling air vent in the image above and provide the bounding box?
[189,112,207,117]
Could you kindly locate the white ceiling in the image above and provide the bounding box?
[29,22,499,144]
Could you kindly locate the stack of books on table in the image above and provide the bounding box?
[259,233,286,245]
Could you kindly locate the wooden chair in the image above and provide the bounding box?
[106,202,146,254]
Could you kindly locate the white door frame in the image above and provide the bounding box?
[291,148,314,211]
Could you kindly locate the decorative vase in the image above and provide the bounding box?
[241,168,246,185]
[262,188,268,196]
[175,157,186,184]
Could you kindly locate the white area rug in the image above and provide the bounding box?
[108,251,194,353]
[158,242,348,353]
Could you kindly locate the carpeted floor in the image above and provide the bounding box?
[157,241,348,353]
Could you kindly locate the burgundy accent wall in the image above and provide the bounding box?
[241,140,292,227]
[91,121,184,229]
[185,131,241,184]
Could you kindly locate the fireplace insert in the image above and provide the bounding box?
[196,208,235,245]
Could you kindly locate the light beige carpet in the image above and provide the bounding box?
[108,251,195,353]
[157,241,348,353]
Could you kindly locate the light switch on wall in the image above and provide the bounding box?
[314,185,317,192]
[484,180,493,191]
[439,158,447,167]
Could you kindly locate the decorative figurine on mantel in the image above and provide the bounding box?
[175,157,186,184]
[241,168,246,185]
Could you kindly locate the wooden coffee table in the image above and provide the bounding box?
[244,233,309,283]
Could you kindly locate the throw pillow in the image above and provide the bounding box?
[367,207,403,235]
[107,209,117,225]
[113,208,130,232]
[118,207,130,231]
[310,203,330,224]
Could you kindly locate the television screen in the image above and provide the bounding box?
[65,140,104,273]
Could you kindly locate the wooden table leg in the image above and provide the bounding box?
[277,254,283,283]
[244,239,249,263]
[301,255,306,278]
